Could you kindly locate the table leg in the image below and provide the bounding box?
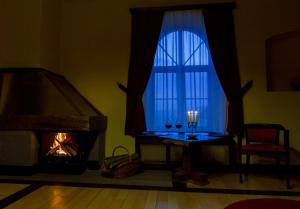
[173,146,208,187]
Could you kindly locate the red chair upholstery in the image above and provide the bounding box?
[238,124,290,189]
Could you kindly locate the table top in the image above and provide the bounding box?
[137,131,234,146]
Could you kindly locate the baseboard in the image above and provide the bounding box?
[1,163,299,175]
[0,165,39,176]
[238,164,300,174]
[0,163,87,175]
[142,162,300,174]
[142,160,180,170]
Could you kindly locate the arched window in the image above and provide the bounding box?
[144,10,227,133]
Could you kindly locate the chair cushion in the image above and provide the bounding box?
[247,128,277,142]
[241,144,286,153]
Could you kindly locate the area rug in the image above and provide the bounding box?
[224,198,300,209]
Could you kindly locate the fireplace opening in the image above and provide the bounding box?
[46,132,78,157]
[39,131,94,174]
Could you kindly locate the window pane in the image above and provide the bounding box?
[154,32,179,67]
[185,72,207,98]
[183,31,208,66]
[153,72,177,129]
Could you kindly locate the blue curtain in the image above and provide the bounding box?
[144,10,227,133]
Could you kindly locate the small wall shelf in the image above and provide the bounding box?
[266,30,300,91]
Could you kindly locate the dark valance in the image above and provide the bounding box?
[130,2,235,14]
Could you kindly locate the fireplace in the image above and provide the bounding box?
[0,68,107,174]
[43,132,78,157]
[38,131,98,173]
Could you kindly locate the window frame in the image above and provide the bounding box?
[145,28,213,131]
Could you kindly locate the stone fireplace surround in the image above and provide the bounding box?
[0,68,107,174]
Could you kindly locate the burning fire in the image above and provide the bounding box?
[47,132,77,157]
[51,133,68,156]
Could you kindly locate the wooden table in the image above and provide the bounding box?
[135,132,236,187]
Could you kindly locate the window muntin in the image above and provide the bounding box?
[147,30,209,131]
[154,31,209,67]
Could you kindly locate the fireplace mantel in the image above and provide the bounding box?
[0,115,106,131]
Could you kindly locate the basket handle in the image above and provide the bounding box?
[112,145,131,161]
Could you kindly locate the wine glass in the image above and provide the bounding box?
[165,119,173,133]
[175,122,183,134]
[165,123,172,129]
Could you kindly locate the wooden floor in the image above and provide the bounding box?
[1,171,300,209]
[1,185,300,209]
[0,183,29,200]
[1,170,300,191]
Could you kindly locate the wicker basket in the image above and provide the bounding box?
[101,145,142,178]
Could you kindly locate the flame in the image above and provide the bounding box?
[51,133,68,156]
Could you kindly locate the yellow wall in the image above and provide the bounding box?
[0,0,42,67]
[40,0,61,71]
[235,0,300,163]
[1,0,300,163]
[0,0,60,70]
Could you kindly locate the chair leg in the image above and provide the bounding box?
[239,171,243,183]
[276,155,280,166]
[275,155,284,180]
[286,152,291,189]
[245,154,250,181]
[287,175,291,189]
[239,155,243,183]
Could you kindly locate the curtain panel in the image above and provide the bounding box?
[125,10,164,135]
[203,8,244,137]
[125,3,244,136]
[144,10,227,133]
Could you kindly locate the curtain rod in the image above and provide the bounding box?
[130,2,236,14]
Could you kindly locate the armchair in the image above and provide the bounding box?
[238,124,290,189]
